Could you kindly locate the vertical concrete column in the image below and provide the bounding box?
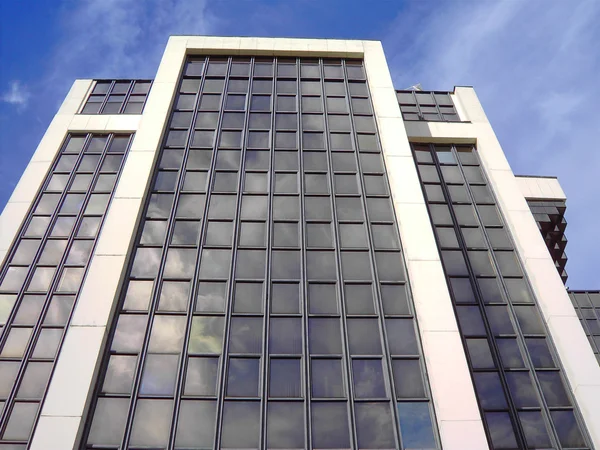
[29,37,188,449]
[455,86,600,446]
[365,44,488,449]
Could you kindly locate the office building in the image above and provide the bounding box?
[0,36,598,449]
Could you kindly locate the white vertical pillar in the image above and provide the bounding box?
[454,86,600,447]
[365,44,488,449]
[29,37,188,449]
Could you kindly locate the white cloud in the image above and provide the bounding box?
[46,0,217,94]
[1,81,31,109]
[382,0,600,287]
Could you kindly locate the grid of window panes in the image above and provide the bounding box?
[396,90,460,122]
[82,55,440,449]
[0,133,131,445]
[413,143,592,449]
[568,291,600,365]
[81,80,152,114]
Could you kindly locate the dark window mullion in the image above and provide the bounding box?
[453,145,591,448]
[418,143,528,449]
[342,59,405,450]
[119,66,211,449]
[0,133,94,357]
[296,57,312,449]
[165,56,219,450]
[318,58,358,450]
[213,56,254,450]
[98,80,116,114]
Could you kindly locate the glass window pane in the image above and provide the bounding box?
[140,354,179,395]
[386,318,418,355]
[486,412,518,449]
[102,355,136,394]
[130,399,173,447]
[550,410,586,448]
[267,402,305,448]
[233,282,263,313]
[175,400,216,448]
[87,398,129,445]
[269,317,302,355]
[269,358,302,397]
[353,359,387,398]
[347,318,382,355]
[184,356,219,396]
[311,402,350,448]
[189,316,225,354]
[355,402,395,448]
[397,402,437,449]
[519,411,552,448]
[392,359,425,398]
[309,318,342,354]
[148,315,186,353]
[221,401,260,448]
[271,283,299,314]
[227,357,260,397]
[111,314,147,352]
[229,317,263,353]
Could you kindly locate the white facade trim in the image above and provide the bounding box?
[406,86,600,447]
[515,175,567,201]
[365,43,488,448]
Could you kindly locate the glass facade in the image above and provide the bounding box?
[81,80,152,114]
[0,133,132,445]
[82,55,439,449]
[413,143,592,449]
[569,291,600,365]
[396,90,460,122]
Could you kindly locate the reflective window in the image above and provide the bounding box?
[81,80,152,114]
[0,133,131,446]
[413,143,591,449]
[82,56,438,449]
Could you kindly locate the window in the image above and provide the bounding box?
[0,133,131,446]
[81,80,152,114]
[397,90,461,122]
[413,142,592,449]
[82,56,439,449]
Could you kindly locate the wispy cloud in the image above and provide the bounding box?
[45,0,218,99]
[1,81,30,109]
[382,0,600,287]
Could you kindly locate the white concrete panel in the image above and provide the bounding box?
[377,117,411,157]
[439,420,490,450]
[363,41,393,89]
[516,176,566,201]
[105,114,141,132]
[30,115,71,162]
[114,151,156,199]
[450,92,468,123]
[370,86,402,119]
[155,37,187,83]
[509,211,553,260]
[395,203,439,261]
[69,114,90,130]
[404,120,477,144]
[574,385,600,445]
[326,39,348,56]
[85,114,110,131]
[65,79,94,102]
[0,202,29,258]
[548,315,600,387]
[71,254,126,326]
[408,261,460,332]
[486,169,530,213]
[423,331,484,422]
[7,161,50,204]
[94,198,142,256]
[453,87,489,124]
[385,156,425,204]
[30,416,81,450]
[525,258,578,318]
[42,326,105,417]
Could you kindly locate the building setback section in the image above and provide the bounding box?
[0,36,597,449]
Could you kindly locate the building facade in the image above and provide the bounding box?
[0,36,598,449]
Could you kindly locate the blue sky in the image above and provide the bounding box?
[1,0,598,288]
